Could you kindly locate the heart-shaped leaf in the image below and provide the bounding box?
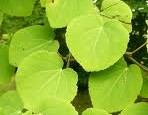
[16,51,78,109]
[89,58,142,112]
[66,14,129,71]
[101,0,132,32]
[9,25,58,67]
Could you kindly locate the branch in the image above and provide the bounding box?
[66,53,72,68]
[124,54,148,72]
[126,42,147,55]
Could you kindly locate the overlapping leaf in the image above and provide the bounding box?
[100,0,132,32]
[16,51,78,109]
[66,14,129,71]
[0,44,14,85]
[37,98,78,115]
[0,91,23,115]
[120,103,148,115]
[82,108,111,115]
[9,25,58,67]
[89,58,142,112]
[0,0,36,16]
[46,0,94,28]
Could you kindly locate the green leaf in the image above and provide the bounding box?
[140,72,148,98]
[0,44,14,85]
[36,98,78,115]
[46,0,94,28]
[89,58,142,112]
[101,0,132,32]
[9,25,58,67]
[66,14,129,71]
[120,103,148,115]
[0,0,36,16]
[0,91,23,115]
[82,108,111,115]
[0,12,3,26]
[40,0,50,7]
[16,51,78,109]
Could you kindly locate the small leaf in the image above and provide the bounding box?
[140,71,148,98]
[0,12,3,25]
[101,0,132,32]
[0,44,14,85]
[16,51,78,109]
[82,108,111,115]
[89,58,142,112]
[46,0,94,28]
[0,0,36,16]
[120,102,148,115]
[9,25,58,67]
[66,14,129,71]
[0,91,23,115]
[37,98,78,115]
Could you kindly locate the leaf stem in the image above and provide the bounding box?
[124,54,148,72]
[66,53,72,68]
[125,42,147,55]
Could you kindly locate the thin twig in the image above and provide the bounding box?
[126,42,147,55]
[57,52,67,60]
[125,55,148,72]
[66,53,72,68]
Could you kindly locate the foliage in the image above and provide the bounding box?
[0,0,148,115]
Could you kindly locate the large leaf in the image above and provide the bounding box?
[0,0,36,16]
[0,12,3,25]
[120,102,148,115]
[66,14,129,71]
[89,58,142,112]
[0,44,14,85]
[100,0,132,32]
[0,91,23,115]
[9,25,58,67]
[82,108,111,115]
[16,51,78,109]
[46,0,94,28]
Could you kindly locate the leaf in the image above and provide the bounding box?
[100,0,132,32]
[0,12,3,26]
[66,14,129,71]
[16,51,78,109]
[0,91,23,115]
[140,71,148,98]
[0,44,14,85]
[37,98,78,115]
[0,0,36,16]
[120,102,148,115]
[40,0,50,7]
[9,25,59,67]
[46,0,94,28]
[89,58,142,112]
[82,108,111,115]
